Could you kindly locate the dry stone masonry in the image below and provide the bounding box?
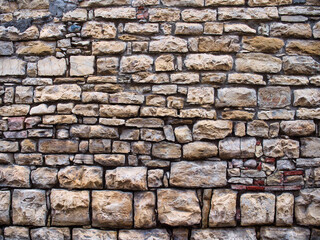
[0,0,320,239]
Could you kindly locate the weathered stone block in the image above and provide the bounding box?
[185,54,233,71]
[152,142,181,159]
[193,120,232,140]
[280,120,315,136]
[296,188,320,226]
[119,229,170,240]
[236,53,282,73]
[170,161,227,188]
[0,165,30,187]
[38,56,66,76]
[183,141,218,159]
[134,191,156,228]
[276,193,294,226]
[301,137,320,158]
[216,88,257,107]
[149,36,187,52]
[258,87,291,109]
[157,189,201,226]
[294,89,320,107]
[51,189,90,226]
[81,21,116,39]
[0,57,26,76]
[0,191,10,225]
[92,190,133,228]
[191,228,256,240]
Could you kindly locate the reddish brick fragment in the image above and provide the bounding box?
[283,170,304,176]
[247,185,265,191]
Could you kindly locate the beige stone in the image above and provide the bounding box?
[286,40,320,56]
[170,161,227,188]
[314,21,320,38]
[248,0,291,6]
[39,23,65,39]
[134,191,156,228]
[174,125,192,143]
[119,229,170,240]
[12,189,46,226]
[70,56,95,76]
[95,7,136,19]
[58,166,102,189]
[297,108,320,120]
[182,9,216,22]
[80,0,131,7]
[295,188,320,226]
[204,22,224,35]
[276,193,294,226]
[132,72,170,84]
[70,125,118,138]
[0,191,10,224]
[161,0,203,6]
[81,21,116,39]
[198,36,240,52]
[301,137,320,158]
[94,154,125,166]
[124,23,159,35]
[51,189,90,226]
[185,54,233,71]
[97,57,118,74]
[31,167,57,188]
[157,189,201,226]
[100,105,140,118]
[171,72,199,84]
[155,54,174,71]
[228,73,265,85]
[243,36,284,53]
[152,142,181,159]
[187,87,214,105]
[236,53,282,73]
[247,120,269,137]
[224,23,256,34]
[105,167,147,190]
[263,139,299,158]
[92,190,133,228]
[92,41,126,55]
[191,228,256,240]
[183,141,218,159]
[193,120,232,140]
[268,75,309,85]
[218,7,278,20]
[260,227,310,240]
[43,115,77,124]
[35,84,81,102]
[0,165,30,187]
[140,106,177,117]
[15,41,55,55]
[62,8,87,22]
[206,0,244,5]
[73,229,116,240]
[209,189,237,227]
[149,8,180,22]
[219,137,256,159]
[4,226,30,240]
[150,36,188,52]
[175,23,203,35]
[0,57,26,76]
[294,89,320,107]
[120,55,153,73]
[283,56,320,75]
[258,109,295,120]
[179,108,216,119]
[258,87,291,109]
[270,23,312,38]
[280,120,315,136]
[39,139,78,153]
[241,193,275,226]
[38,56,66,76]
[31,227,71,240]
[0,104,30,116]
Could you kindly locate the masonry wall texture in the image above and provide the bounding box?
[0,0,320,239]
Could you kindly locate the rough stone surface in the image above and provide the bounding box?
[193,120,233,140]
[191,228,257,240]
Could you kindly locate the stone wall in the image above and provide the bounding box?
[0,0,320,239]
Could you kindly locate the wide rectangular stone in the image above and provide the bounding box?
[170,161,227,188]
[286,40,320,56]
[185,54,233,71]
[236,53,282,73]
[95,7,136,19]
[92,41,126,55]
[152,142,181,159]
[100,105,140,118]
[216,87,256,107]
[34,84,81,102]
[0,58,26,76]
[70,56,95,76]
[161,0,203,6]
[0,105,30,117]
[70,125,118,138]
[181,9,216,22]
[198,36,240,52]
[218,7,278,20]
[38,56,66,76]
[149,8,180,22]
[149,36,188,53]
[15,41,55,55]
[81,21,116,39]
[119,229,170,240]
[193,120,232,140]
[258,87,291,109]
[260,227,310,240]
[124,23,159,35]
[191,228,257,240]
[80,0,131,7]
[39,139,78,153]
[270,23,312,38]
[206,0,244,5]
[248,0,292,6]
[283,56,320,75]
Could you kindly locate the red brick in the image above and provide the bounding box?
[283,170,304,176]
[246,185,265,191]
[253,180,265,186]
[265,158,275,163]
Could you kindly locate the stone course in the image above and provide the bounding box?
[0,0,319,238]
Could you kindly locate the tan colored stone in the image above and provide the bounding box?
[95,7,136,19]
[124,23,159,35]
[0,57,26,76]
[204,22,224,35]
[295,188,320,226]
[243,36,284,53]
[140,106,177,117]
[105,167,147,190]
[276,193,294,226]
[149,8,180,22]
[270,23,312,38]
[294,89,320,107]
[39,139,78,153]
[261,227,310,240]
[297,108,320,120]
[228,73,265,85]
[35,84,81,102]
[100,105,139,118]
[286,40,320,56]
[81,21,116,39]
[119,229,170,240]
[150,36,187,52]
[132,72,169,84]
[185,54,233,71]
[170,161,227,188]
[94,154,125,166]
[62,8,87,21]
[187,87,214,105]
[175,23,203,35]
[182,9,216,22]
[258,109,295,120]
[218,7,278,20]
[248,0,291,6]
[209,189,237,227]
[179,108,216,119]
[73,229,116,240]
[0,191,10,224]
[38,56,66,76]
[183,141,218,159]
[58,166,102,189]
[15,41,55,55]
[31,167,57,188]
[92,190,133,228]
[70,125,118,139]
[155,54,174,71]
[0,165,30,187]
[43,115,77,124]
[132,0,159,6]
[171,72,199,84]
[191,228,256,240]
[206,0,244,5]
[247,120,269,137]
[221,110,254,121]
[301,137,320,158]
[219,137,256,159]
[157,189,201,226]
[134,191,156,228]
[80,0,130,7]
[241,193,275,226]
[152,142,181,159]
[258,87,291,109]
[39,23,65,39]
[198,36,240,52]
[193,120,232,140]
[161,0,203,6]
[51,189,90,226]
[263,139,299,158]
[224,23,256,34]
[236,53,282,73]
[283,56,320,75]
[0,104,30,117]
[280,120,315,136]
[92,41,126,55]
[12,189,46,226]
[268,75,309,85]
[70,56,95,76]
[120,55,153,73]
[97,57,118,75]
